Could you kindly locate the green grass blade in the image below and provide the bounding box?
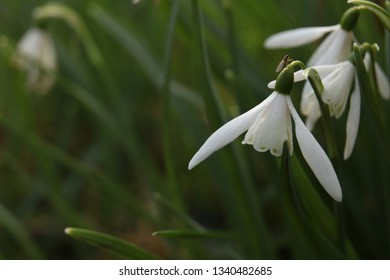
[65,227,159,259]
[153,229,235,240]
[87,2,203,109]
[0,203,43,259]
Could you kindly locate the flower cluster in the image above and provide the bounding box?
[264,6,389,159]
[188,1,390,203]
[189,64,342,202]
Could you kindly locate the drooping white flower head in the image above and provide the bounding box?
[267,59,363,160]
[299,61,359,159]
[13,27,57,95]
[299,53,389,159]
[189,83,342,202]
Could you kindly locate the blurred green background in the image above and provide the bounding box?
[0,0,389,259]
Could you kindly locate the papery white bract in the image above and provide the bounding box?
[13,27,57,95]
[188,92,342,202]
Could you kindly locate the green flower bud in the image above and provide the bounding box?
[275,66,294,95]
[340,7,360,31]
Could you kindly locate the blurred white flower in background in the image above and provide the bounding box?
[13,27,57,96]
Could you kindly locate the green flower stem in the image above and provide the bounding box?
[353,44,390,154]
[161,0,183,210]
[347,0,390,31]
[33,3,166,194]
[153,192,243,259]
[340,7,360,31]
[387,1,390,76]
[192,0,272,258]
[281,146,305,218]
[192,0,227,125]
[0,202,43,259]
[33,3,125,118]
[305,68,339,163]
[353,44,390,256]
[305,68,345,254]
[59,78,164,193]
[0,113,149,219]
[223,0,239,73]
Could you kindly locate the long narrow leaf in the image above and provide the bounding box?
[0,203,43,259]
[87,3,203,109]
[153,229,235,240]
[65,227,159,259]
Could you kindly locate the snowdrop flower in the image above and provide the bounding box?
[13,27,57,95]
[299,52,389,159]
[189,66,342,202]
[306,61,360,160]
[264,8,359,66]
[267,61,359,159]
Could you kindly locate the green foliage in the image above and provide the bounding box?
[65,227,159,259]
[0,0,389,260]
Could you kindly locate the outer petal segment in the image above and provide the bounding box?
[188,92,277,169]
[344,76,361,160]
[375,62,390,100]
[264,25,339,49]
[307,27,352,66]
[287,96,342,202]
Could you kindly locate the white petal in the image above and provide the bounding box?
[267,80,276,89]
[14,27,57,95]
[344,76,361,160]
[287,96,342,202]
[375,62,390,100]
[243,93,292,156]
[16,27,56,71]
[188,92,277,169]
[305,106,322,131]
[363,54,390,100]
[307,27,352,66]
[307,64,340,77]
[321,61,355,118]
[300,80,321,131]
[264,25,339,49]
